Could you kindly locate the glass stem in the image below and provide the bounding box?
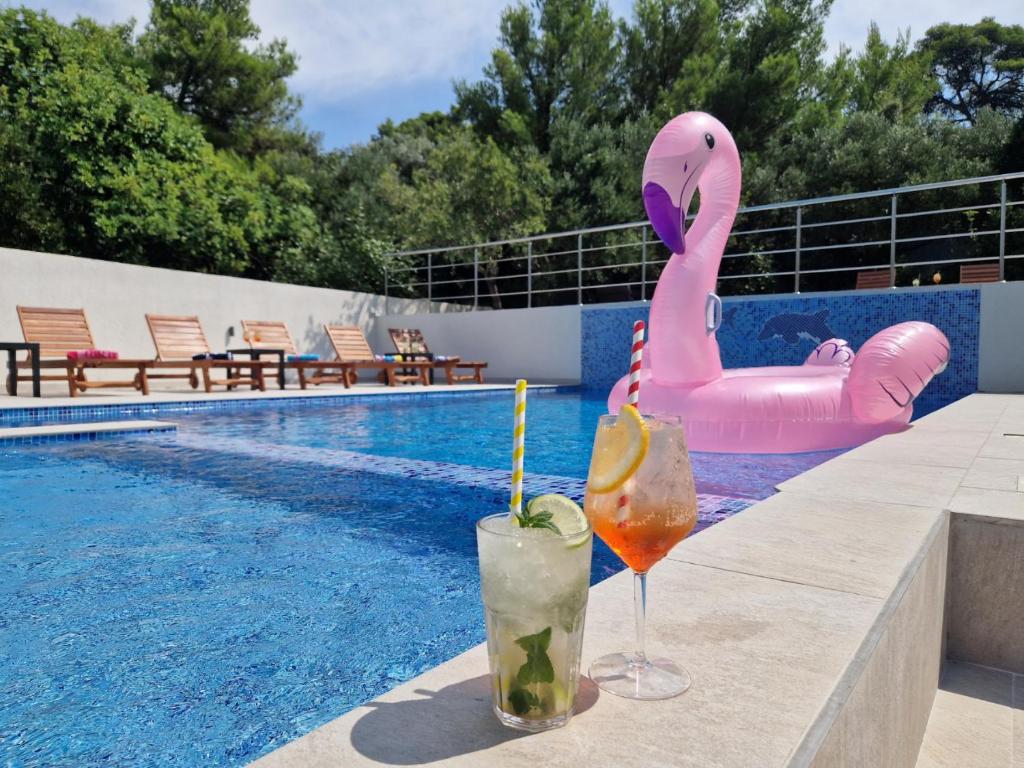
[634,570,648,664]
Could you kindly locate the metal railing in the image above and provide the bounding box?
[383,172,1024,311]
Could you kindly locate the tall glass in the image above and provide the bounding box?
[584,413,697,699]
[476,513,593,731]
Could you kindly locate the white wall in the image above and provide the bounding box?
[979,281,1024,393]
[0,247,455,361]
[5,245,1020,392]
[372,305,582,384]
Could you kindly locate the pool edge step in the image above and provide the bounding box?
[0,420,177,445]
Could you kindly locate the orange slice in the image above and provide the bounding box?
[586,405,650,494]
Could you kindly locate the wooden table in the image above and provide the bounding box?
[227,348,287,389]
[2,341,41,397]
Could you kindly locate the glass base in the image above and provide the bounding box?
[493,705,573,732]
[589,652,691,700]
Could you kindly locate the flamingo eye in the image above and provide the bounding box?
[704,133,715,149]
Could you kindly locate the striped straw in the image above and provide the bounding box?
[509,379,527,517]
[627,320,644,407]
[617,322,645,524]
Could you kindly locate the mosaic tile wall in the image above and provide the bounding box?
[581,287,980,415]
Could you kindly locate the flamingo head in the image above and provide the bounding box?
[642,112,739,256]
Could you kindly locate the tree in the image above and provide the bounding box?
[546,114,654,229]
[0,7,322,279]
[918,18,1024,124]
[403,128,552,247]
[697,0,833,153]
[455,0,620,152]
[845,24,935,121]
[616,0,721,118]
[138,0,300,152]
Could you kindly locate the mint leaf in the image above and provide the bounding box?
[512,501,562,534]
[507,688,540,716]
[514,627,554,685]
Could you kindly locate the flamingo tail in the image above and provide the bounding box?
[847,322,951,423]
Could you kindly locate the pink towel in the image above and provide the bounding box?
[67,349,119,361]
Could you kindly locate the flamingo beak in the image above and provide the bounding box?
[643,156,703,256]
[643,182,686,255]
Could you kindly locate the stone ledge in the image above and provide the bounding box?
[0,420,176,445]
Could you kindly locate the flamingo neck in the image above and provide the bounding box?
[648,153,741,386]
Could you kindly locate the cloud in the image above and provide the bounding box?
[249,0,508,101]
[6,0,148,25]
[823,0,1023,57]
[9,0,509,102]
[10,0,1024,111]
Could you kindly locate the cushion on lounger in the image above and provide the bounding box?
[287,354,320,361]
[191,353,233,360]
[66,349,119,360]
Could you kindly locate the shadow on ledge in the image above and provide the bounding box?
[349,674,599,765]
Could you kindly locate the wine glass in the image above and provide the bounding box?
[583,412,697,699]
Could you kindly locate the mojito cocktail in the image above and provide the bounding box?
[477,497,592,731]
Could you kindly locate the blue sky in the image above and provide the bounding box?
[10,0,1024,150]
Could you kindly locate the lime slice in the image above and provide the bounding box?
[586,404,650,494]
[526,494,591,548]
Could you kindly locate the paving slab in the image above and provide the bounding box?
[916,662,1015,768]
[667,492,943,599]
[980,433,1024,461]
[839,428,987,469]
[961,457,1024,492]
[776,458,964,509]
[948,487,1024,522]
[252,559,883,768]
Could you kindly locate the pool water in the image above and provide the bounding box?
[0,392,840,766]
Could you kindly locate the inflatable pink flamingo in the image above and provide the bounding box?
[608,112,950,453]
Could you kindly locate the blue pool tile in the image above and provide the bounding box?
[581,287,979,415]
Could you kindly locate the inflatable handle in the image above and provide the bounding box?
[705,293,722,335]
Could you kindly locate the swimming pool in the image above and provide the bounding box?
[0,391,841,766]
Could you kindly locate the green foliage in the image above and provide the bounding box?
[826,24,936,122]
[745,109,1015,203]
[455,0,620,152]
[918,18,1024,124]
[617,0,721,117]
[138,0,300,153]
[0,7,321,282]
[0,1,1022,300]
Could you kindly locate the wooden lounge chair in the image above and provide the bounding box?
[854,269,891,290]
[959,263,1000,283]
[240,319,351,390]
[10,306,152,397]
[145,314,266,392]
[317,325,431,387]
[389,328,487,384]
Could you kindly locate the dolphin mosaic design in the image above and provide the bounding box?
[757,309,836,345]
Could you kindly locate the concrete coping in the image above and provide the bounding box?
[251,393,1024,767]
[0,420,177,444]
[0,383,538,413]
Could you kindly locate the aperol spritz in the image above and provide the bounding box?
[583,406,697,699]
